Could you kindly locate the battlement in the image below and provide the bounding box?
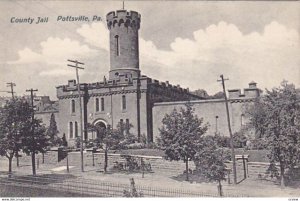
[106,10,141,30]
[228,81,260,99]
[148,78,191,94]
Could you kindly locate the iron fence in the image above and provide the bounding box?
[0,173,246,197]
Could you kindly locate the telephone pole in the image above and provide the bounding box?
[0,82,16,98]
[1,82,19,166]
[7,82,20,166]
[26,88,38,176]
[67,59,85,172]
[217,75,237,185]
[6,82,16,99]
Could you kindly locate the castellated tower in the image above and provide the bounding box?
[106,10,141,80]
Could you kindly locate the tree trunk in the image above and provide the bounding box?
[32,152,36,176]
[104,150,108,173]
[280,164,285,188]
[8,156,13,178]
[218,180,223,197]
[16,151,19,167]
[185,158,189,181]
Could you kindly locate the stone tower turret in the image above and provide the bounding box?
[106,10,141,80]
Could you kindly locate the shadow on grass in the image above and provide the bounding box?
[0,173,77,186]
[171,172,210,184]
[103,168,154,175]
[237,177,247,184]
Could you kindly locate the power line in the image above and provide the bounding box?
[217,75,237,185]
[67,59,85,173]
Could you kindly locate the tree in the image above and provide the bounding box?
[191,89,210,99]
[194,136,230,196]
[210,91,225,99]
[47,113,60,146]
[158,103,208,181]
[232,130,248,148]
[22,118,50,175]
[0,98,31,177]
[94,123,127,172]
[246,81,300,187]
[61,133,68,147]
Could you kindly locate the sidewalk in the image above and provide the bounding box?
[1,157,299,197]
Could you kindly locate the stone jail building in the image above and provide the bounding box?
[52,9,260,145]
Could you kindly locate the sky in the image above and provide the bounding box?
[0,1,299,100]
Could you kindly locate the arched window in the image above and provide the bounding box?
[95,98,99,112]
[75,121,78,137]
[69,122,73,138]
[115,35,120,56]
[101,97,105,111]
[122,95,126,110]
[71,99,75,113]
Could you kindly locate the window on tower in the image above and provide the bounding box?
[115,35,120,56]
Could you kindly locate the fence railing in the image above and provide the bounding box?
[0,173,245,197]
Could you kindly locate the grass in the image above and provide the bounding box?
[0,184,91,197]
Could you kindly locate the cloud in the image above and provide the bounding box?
[139,21,300,94]
[7,48,43,64]
[7,37,99,76]
[5,20,299,99]
[7,37,98,66]
[76,22,109,51]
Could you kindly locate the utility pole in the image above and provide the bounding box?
[26,88,38,176]
[1,83,19,167]
[7,82,20,167]
[6,82,16,99]
[67,59,85,172]
[217,75,237,185]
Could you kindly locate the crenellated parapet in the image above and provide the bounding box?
[106,10,141,30]
[228,81,260,99]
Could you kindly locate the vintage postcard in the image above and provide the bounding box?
[0,0,299,200]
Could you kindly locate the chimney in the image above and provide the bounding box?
[249,81,257,89]
[68,80,76,87]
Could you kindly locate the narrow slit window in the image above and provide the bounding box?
[115,35,120,56]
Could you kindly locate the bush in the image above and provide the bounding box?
[75,137,81,149]
[125,142,145,149]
